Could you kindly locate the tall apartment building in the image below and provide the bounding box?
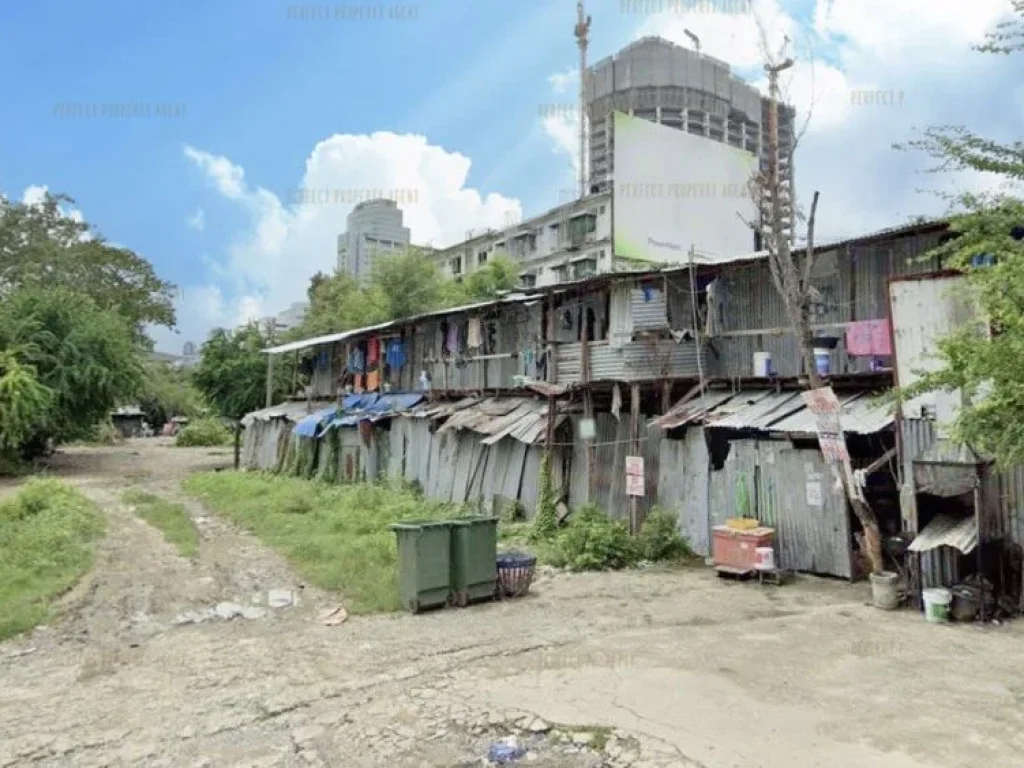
[435,36,793,288]
[586,36,795,198]
[336,199,411,278]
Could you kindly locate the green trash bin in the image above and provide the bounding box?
[390,520,453,614]
[450,517,499,607]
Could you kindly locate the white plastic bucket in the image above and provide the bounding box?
[923,587,952,623]
[753,352,772,377]
[814,348,830,376]
[754,547,775,571]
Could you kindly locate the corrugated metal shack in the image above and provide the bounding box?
[387,397,568,515]
[889,272,1024,607]
[240,219,961,577]
[651,388,895,578]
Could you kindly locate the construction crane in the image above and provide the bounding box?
[574,1,591,200]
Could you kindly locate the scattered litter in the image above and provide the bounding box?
[269,589,296,608]
[487,735,525,764]
[319,606,349,626]
[173,602,267,625]
[527,719,550,733]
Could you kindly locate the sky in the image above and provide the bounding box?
[1,0,1021,353]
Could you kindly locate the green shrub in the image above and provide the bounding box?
[175,417,232,447]
[552,504,638,571]
[637,507,692,562]
[90,419,124,445]
[529,451,559,542]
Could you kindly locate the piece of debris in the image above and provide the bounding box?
[269,589,296,608]
[527,719,550,733]
[319,606,349,626]
[487,736,525,764]
[571,732,595,746]
[6,646,37,659]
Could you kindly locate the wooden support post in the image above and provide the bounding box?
[661,380,672,414]
[545,394,557,453]
[629,382,641,535]
[265,353,275,408]
[546,293,558,383]
[581,298,594,499]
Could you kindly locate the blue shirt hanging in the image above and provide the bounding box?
[385,339,406,370]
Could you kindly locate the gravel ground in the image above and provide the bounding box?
[3,441,1024,767]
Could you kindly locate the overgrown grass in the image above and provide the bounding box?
[183,472,462,613]
[122,489,199,558]
[175,417,232,447]
[0,479,106,640]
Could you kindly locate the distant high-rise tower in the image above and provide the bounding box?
[336,199,411,278]
[585,37,795,200]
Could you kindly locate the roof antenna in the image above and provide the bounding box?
[574,1,592,199]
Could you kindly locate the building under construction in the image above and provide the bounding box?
[585,36,795,199]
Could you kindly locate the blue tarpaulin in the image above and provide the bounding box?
[293,406,338,437]
[321,393,425,433]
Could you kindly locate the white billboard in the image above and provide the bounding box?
[612,111,758,264]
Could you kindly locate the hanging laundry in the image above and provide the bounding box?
[846,319,892,356]
[367,337,381,366]
[522,348,535,376]
[466,317,483,349]
[446,323,459,355]
[349,347,365,373]
[366,369,380,391]
[385,339,407,370]
[612,383,622,421]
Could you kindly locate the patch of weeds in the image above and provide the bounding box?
[550,504,637,571]
[122,489,199,558]
[0,479,106,640]
[183,471,464,613]
[637,507,694,563]
[175,417,232,447]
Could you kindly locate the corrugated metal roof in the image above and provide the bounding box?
[241,401,315,426]
[263,294,537,355]
[400,396,563,445]
[321,392,426,431]
[650,390,736,429]
[767,392,894,436]
[908,513,978,554]
[293,406,338,437]
[707,392,804,430]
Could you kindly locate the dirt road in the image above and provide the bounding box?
[3,442,1024,767]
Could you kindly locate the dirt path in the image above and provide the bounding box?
[4,442,1024,767]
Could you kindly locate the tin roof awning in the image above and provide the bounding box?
[767,392,894,436]
[908,513,978,554]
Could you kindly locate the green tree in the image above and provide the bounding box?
[0,286,146,453]
[193,323,291,419]
[0,192,176,334]
[138,361,207,429]
[893,3,1024,466]
[459,252,520,302]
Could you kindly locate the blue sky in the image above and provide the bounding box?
[1,0,1021,352]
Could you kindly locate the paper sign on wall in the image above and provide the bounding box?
[626,474,646,497]
[801,386,849,464]
[805,480,823,508]
[625,456,644,476]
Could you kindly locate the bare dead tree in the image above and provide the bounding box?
[747,37,886,575]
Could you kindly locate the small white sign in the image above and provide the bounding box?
[805,480,823,508]
[625,455,644,477]
[626,474,646,497]
[578,418,596,440]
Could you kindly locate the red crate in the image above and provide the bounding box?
[712,526,775,572]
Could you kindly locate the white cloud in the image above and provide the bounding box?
[17,184,93,242]
[162,132,523,351]
[543,0,1024,241]
[548,68,578,94]
[186,208,205,232]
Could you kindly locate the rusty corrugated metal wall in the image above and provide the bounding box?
[704,231,945,379]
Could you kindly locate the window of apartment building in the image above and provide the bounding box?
[573,258,598,279]
[451,256,463,275]
[520,273,537,288]
[477,251,488,266]
[599,205,606,214]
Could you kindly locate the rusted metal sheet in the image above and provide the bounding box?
[630,284,668,330]
[652,390,736,429]
[908,514,978,554]
[557,341,704,384]
[706,391,802,430]
[657,426,712,555]
[888,274,974,420]
[768,392,894,436]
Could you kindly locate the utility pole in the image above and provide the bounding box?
[574,1,591,200]
[765,57,795,264]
